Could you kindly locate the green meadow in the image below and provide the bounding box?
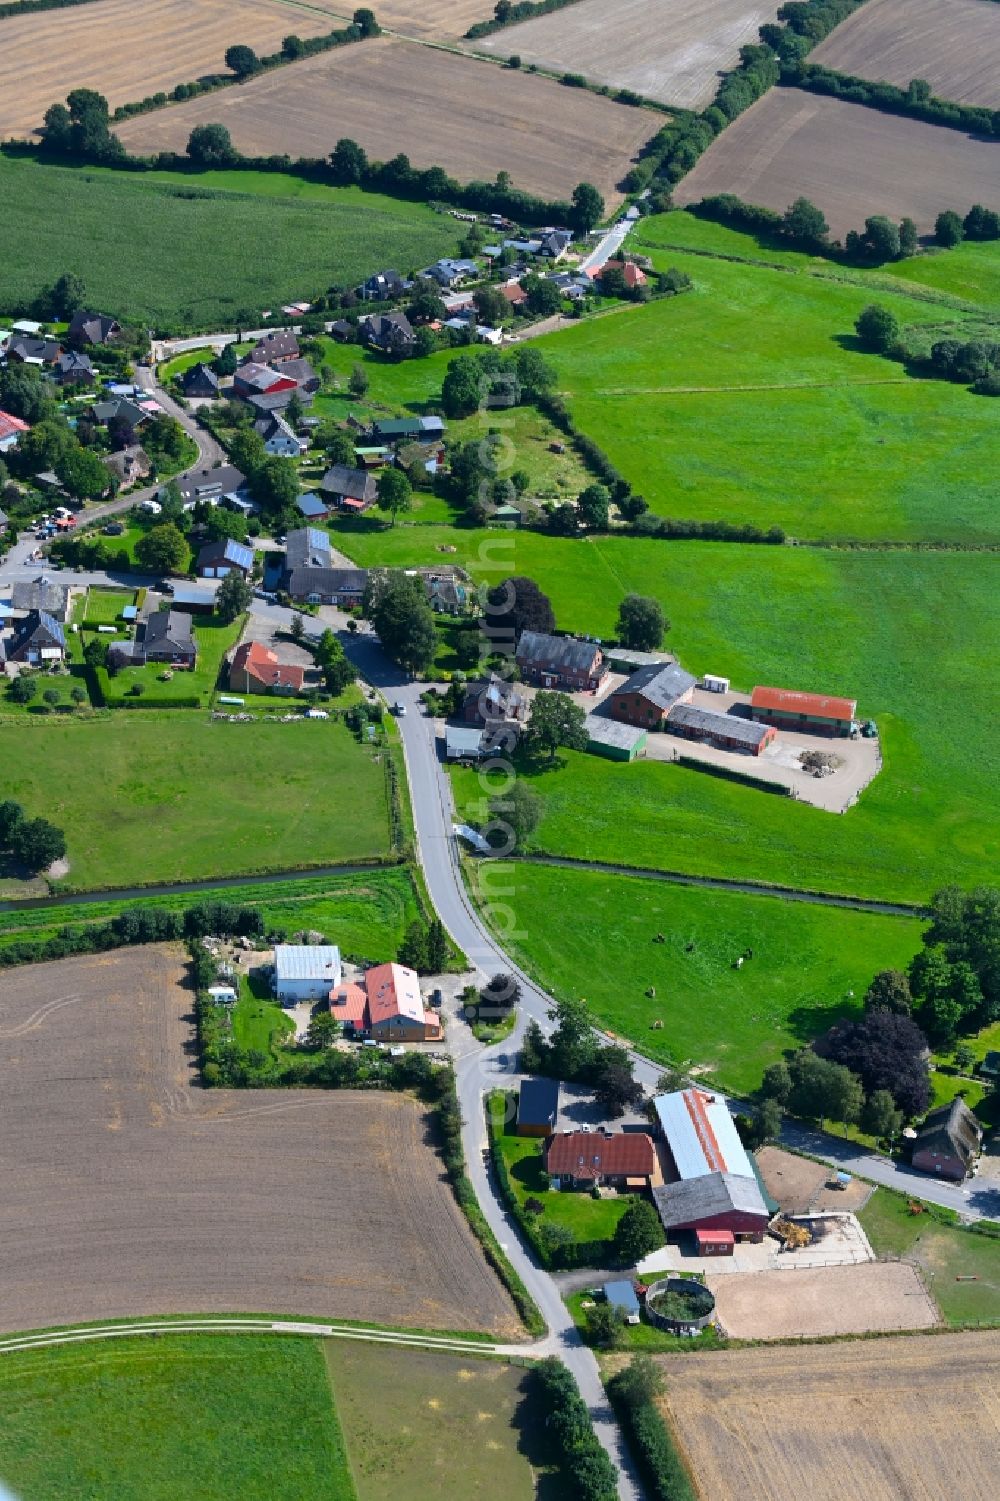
[0,715,394,890]
[468,864,922,1093]
[0,156,460,329]
[0,1336,356,1501]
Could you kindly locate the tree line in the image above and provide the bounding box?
[466,0,581,41]
[110,12,378,124]
[0,898,263,972]
[755,884,999,1140]
[784,62,1000,140]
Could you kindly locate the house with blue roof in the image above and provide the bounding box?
[196,537,255,579]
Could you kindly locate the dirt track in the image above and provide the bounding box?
[0,0,343,139]
[658,1331,1000,1501]
[674,87,1000,235]
[811,0,1000,110]
[116,36,656,204]
[0,947,518,1336]
[478,0,779,110]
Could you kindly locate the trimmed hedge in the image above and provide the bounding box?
[608,1386,696,1501]
[533,1358,618,1501]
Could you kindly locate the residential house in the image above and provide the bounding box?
[90,396,148,441]
[274,944,342,1003]
[54,350,95,386]
[296,491,330,522]
[67,310,121,348]
[282,526,368,604]
[545,1130,656,1190]
[422,258,479,289]
[329,961,441,1042]
[358,310,416,354]
[500,282,529,312]
[143,608,196,667]
[232,363,298,403]
[750,686,857,738]
[651,1088,773,1246]
[102,445,151,489]
[177,465,246,508]
[0,408,29,453]
[912,1098,983,1182]
[607,663,697,729]
[279,357,319,395]
[254,412,307,457]
[249,330,299,365]
[548,271,590,301]
[444,725,488,761]
[591,258,647,290]
[180,363,220,399]
[329,319,355,342]
[0,508,7,535]
[5,609,65,664]
[6,337,61,367]
[196,537,254,579]
[426,575,471,614]
[356,269,409,301]
[539,230,572,260]
[228,639,305,696]
[515,630,606,692]
[461,673,528,728]
[516,1078,560,1136]
[320,464,377,512]
[11,576,69,621]
[666,703,776,756]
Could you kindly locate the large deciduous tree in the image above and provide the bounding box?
[616,593,667,650]
[364,570,436,674]
[485,574,555,643]
[525,690,588,763]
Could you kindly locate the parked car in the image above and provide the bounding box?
[103,522,125,536]
[393,702,406,716]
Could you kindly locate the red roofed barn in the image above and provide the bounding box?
[750,685,857,738]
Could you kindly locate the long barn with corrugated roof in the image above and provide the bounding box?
[651,1088,774,1252]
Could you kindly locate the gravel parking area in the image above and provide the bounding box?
[710,1262,939,1339]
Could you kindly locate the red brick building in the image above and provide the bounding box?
[607,663,696,728]
[515,630,606,692]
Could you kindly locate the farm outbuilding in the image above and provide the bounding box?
[751,686,856,738]
[585,714,648,761]
[516,1078,560,1137]
[607,662,696,728]
[273,944,342,1003]
[652,1088,773,1241]
[603,1279,641,1323]
[666,702,776,756]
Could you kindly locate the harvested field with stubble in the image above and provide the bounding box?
[0,947,519,1338]
[811,0,1000,109]
[363,0,495,38]
[116,36,656,203]
[0,0,344,140]
[709,1262,939,1340]
[674,87,1000,234]
[478,0,780,110]
[657,1332,1000,1501]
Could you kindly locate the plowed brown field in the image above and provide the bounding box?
[116,36,656,203]
[0,0,346,139]
[674,87,1000,234]
[0,947,519,1337]
[658,1332,1000,1501]
[812,0,1000,109]
[478,0,780,110]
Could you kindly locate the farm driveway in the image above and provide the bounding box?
[0,947,519,1337]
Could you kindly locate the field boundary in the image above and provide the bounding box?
[513,853,925,915]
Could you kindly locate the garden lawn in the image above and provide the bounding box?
[0,1335,356,1501]
[0,714,392,890]
[94,612,244,707]
[491,1093,632,1241]
[423,542,999,904]
[0,868,424,961]
[232,973,295,1053]
[531,237,999,543]
[0,157,461,331]
[324,1340,542,1501]
[859,1190,1000,1326]
[82,586,139,623]
[470,865,922,1092]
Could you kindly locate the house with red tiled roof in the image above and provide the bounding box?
[0,408,29,453]
[328,962,441,1042]
[590,259,647,290]
[545,1130,656,1189]
[228,640,306,696]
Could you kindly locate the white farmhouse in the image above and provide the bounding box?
[273,944,342,1003]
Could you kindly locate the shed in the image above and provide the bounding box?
[603,1280,640,1323]
[516,1078,560,1137]
[445,725,487,761]
[585,714,647,762]
[695,1228,734,1257]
